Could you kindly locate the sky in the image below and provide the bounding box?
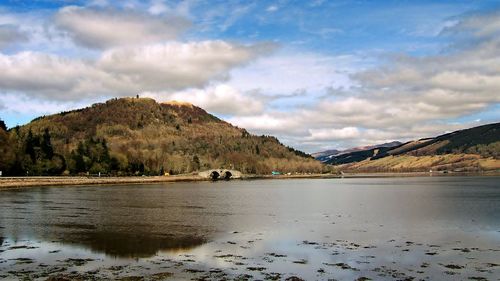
[0,0,499,153]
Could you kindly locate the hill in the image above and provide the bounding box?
[0,97,324,176]
[326,123,500,172]
[313,141,402,163]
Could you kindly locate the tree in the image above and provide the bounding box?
[73,152,86,173]
[0,119,6,131]
[41,128,54,159]
[192,155,200,171]
[25,130,38,163]
[0,127,15,174]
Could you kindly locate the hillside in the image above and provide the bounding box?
[0,97,324,176]
[313,141,402,163]
[327,123,500,172]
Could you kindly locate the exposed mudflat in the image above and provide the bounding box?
[1,177,499,280]
[0,175,207,188]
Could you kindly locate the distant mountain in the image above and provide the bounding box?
[311,149,341,161]
[313,141,402,163]
[0,97,323,176]
[327,122,500,172]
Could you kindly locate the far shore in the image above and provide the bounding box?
[0,170,498,189]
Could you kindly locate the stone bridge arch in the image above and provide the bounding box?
[199,169,242,180]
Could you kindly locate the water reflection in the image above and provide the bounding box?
[0,183,221,258]
[75,231,206,258]
[0,177,499,280]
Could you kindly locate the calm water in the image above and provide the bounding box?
[0,177,499,280]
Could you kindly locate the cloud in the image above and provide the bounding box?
[1,4,499,153]
[266,5,278,12]
[0,41,272,100]
[228,113,303,135]
[225,11,500,151]
[218,3,255,32]
[0,93,83,116]
[143,84,265,115]
[98,41,275,91]
[444,10,500,39]
[228,52,358,96]
[54,6,191,49]
[306,127,360,141]
[0,24,28,49]
[148,0,168,15]
[0,52,120,100]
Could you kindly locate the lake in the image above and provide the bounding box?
[0,177,499,280]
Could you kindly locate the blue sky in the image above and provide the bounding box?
[0,0,499,152]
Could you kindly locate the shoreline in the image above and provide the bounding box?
[0,175,207,189]
[1,171,498,189]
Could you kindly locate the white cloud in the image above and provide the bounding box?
[227,113,303,135]
[0,41,271,100]
[266,5,278,12]
[218,3,254,32]
[148,0,168,15]
[307,127,360,141]
[98,41,274,91]
[445,10,500,39]
[228,52,359,96]
[225,12,500,152]
[0,93,84,116]
[143,84,265,115]
[0,51,122,100]
[54,6,191,49]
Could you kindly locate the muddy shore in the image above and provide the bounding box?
[1,171,498,188]
[0,175,207,188]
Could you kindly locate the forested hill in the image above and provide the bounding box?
[0,97,323,176]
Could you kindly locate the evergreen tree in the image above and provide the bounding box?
[25,130,37,163]
[41,128,54,159]
[72,151,86,173]
[0,119,6,131]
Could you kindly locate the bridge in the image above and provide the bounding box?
[198,169,242,180]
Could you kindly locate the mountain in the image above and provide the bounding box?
[311,149,341,161]
[313,141,402,163]
[0,97,324,176]
[326,122,500,172]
